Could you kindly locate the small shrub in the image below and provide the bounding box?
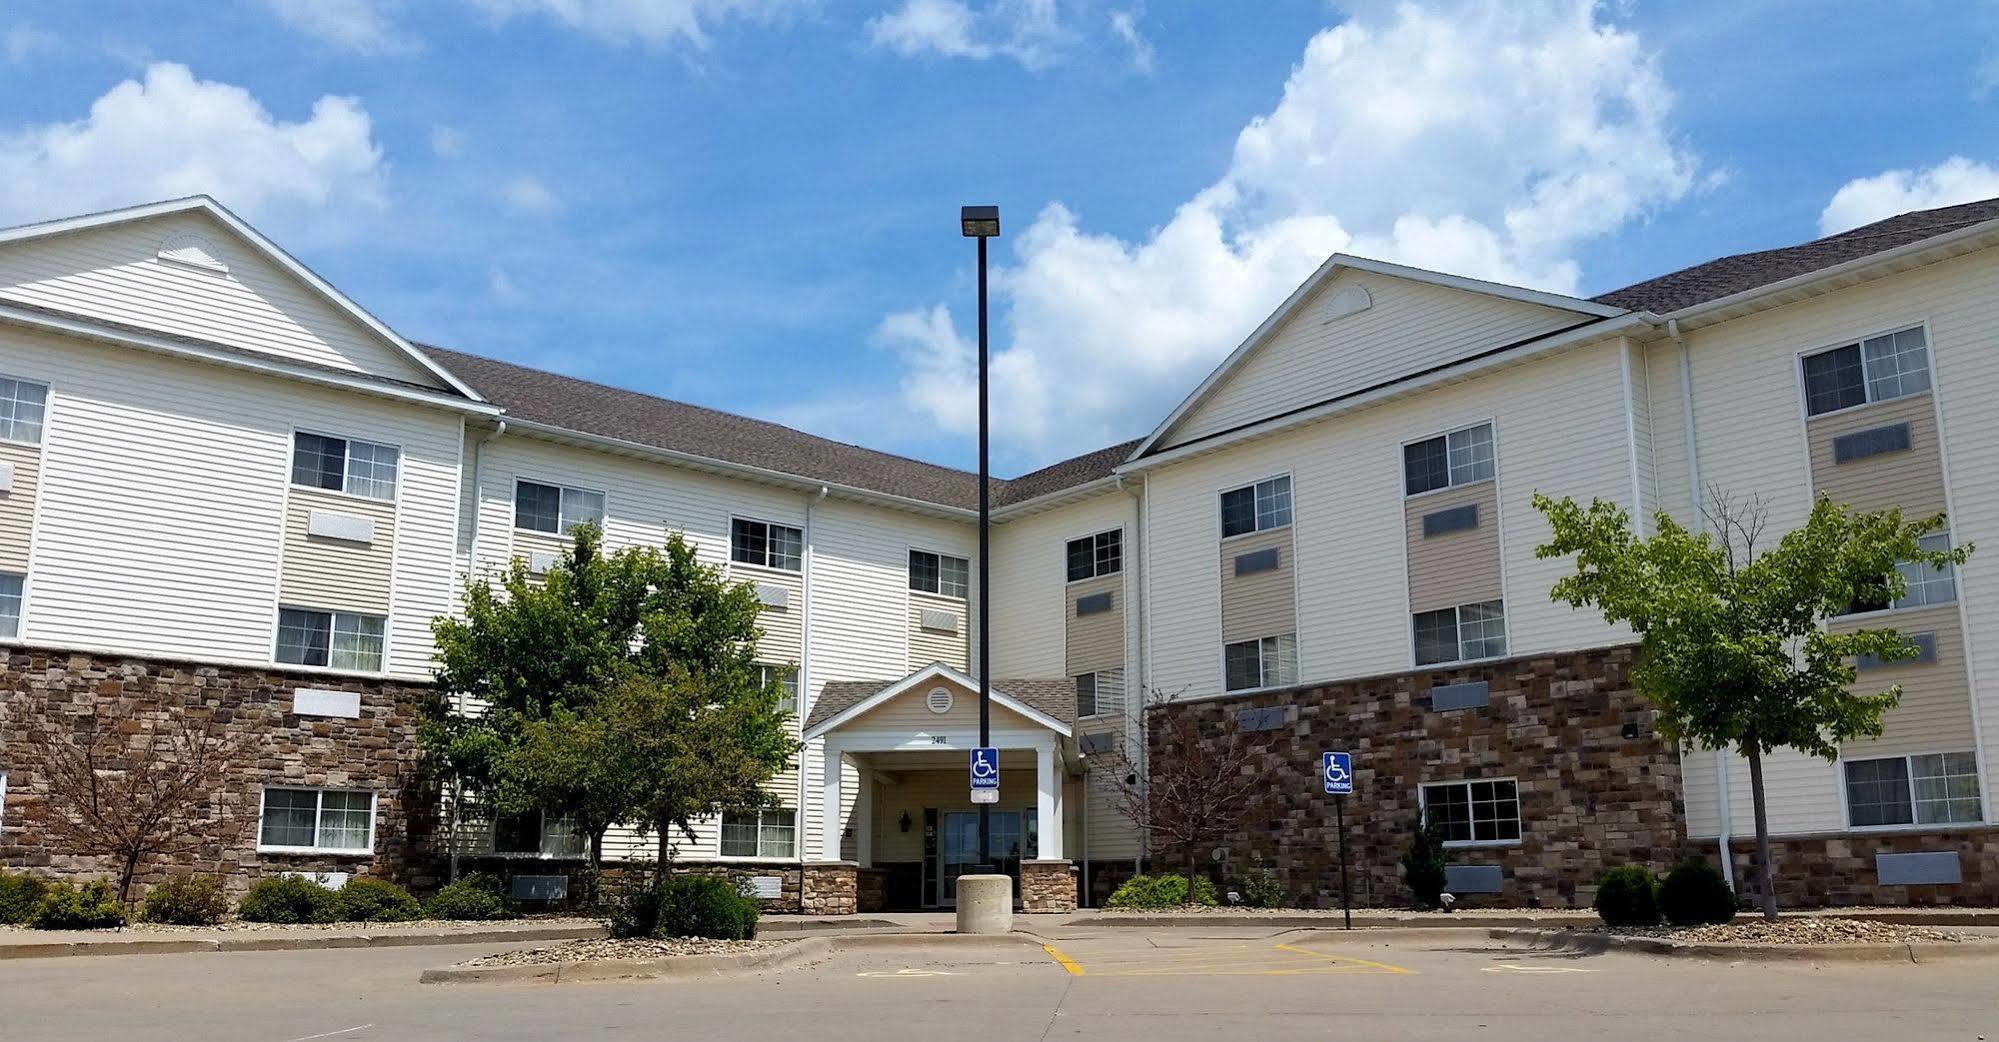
[1594,865,1661,927]
[237,875,340,925]
[1401,813,1448,910]
[32,879,126,930]
[1232,865,1286,909]
[0,869,49,925]
[140,875,229,926]
[424,873,517,922]
[1105,873,1219,910]
[1659,859,1736,926]
[659,874,760,940]
[603,867,666,939]
[333,877,422,923]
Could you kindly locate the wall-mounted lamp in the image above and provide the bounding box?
[898,811,912,833]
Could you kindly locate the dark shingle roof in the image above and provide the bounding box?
[999,438,1141,504]
[1594,197,1999,314]
[806,676,1076,732]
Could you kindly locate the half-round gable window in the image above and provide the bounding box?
[157,233,229,274]
[1322,283,1371,323]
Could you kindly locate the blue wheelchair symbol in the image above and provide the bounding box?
[970,747,999,789]
[1322,751,1353,795]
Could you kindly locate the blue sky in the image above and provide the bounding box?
[1,1,1995,475]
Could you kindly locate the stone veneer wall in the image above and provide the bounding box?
[1699,830,1999,907]
[801,861,857,915]
[1020,859,1077,912]
[1151,645,1682,910]
[674,862,805,913]
[0,647,435,897]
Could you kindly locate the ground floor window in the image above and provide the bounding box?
[1844,751,1982,827]
[259,787,376,853]
[494,809,586,857]
[720,808,795,858]
[276,607,386,672]
[1413,600,1507,666]
[0,572,22,637]
[1420,778,1520,845]
[1224,634,1298,691]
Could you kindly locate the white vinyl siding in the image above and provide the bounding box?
[258,787,376,854]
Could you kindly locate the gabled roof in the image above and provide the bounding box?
[0,196,486,403]
[1594,197,1999,314]
[803,663,1075,740]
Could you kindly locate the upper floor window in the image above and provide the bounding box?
[514,480,604,535]
[1404,422,1494,496]
[1414,599,1507,666]
[1846,532,1958,615]
[909,550,970,598]
[1220,476,1292,538]
[732,517,802,572]
[1802,327,1932,417]
[1066,530,1122,582]
[757,663,799,713]
[1075,672,1100,718]
[0,377,49,445]
[1224,633,1298,692]
[276,607,386,672]
[292,432,400,501]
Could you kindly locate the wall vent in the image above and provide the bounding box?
[1423,504,1479,537]
[926,687,954,714]
[1075,591,1114,615]
[1833,422,1912,464]
[1233,547,1280,576]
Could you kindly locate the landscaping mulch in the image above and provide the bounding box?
[461,936,791,968]
[1607,918,1966,945]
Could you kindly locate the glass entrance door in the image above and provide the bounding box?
[937,810,1038,906]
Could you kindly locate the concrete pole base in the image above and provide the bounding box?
[954,874,1014,935]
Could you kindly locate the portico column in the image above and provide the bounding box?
[820,743,844,862]
[1036,741,1062,860]
[856,761,874,868]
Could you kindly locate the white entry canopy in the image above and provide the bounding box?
[802,663,1075,743]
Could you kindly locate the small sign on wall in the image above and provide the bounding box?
[745,875,784,899]
[292,688,362,719]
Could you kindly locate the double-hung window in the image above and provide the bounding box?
[757,663,799,713]
[909,550,970,598]
[1220,476,1292,538]
[514,480,605,535]
[1802,327,1932,416]
[1413,600,1507,666]
[0,376,49,444]
[1075,672,1100,718]
[494,809,587,858]
[731,517,803,571]
[1224,634,1298,692]
[1844,752,1982,827]
[720,808,796,858]
[0,572,22,638]
[1847,533,1959,615]
[259,787,376,853]
[1404,423,1495,496]
[276,607,386,671]
[292,432,400,501]
[1066,530,1123,582]
[1420,779,1521,845]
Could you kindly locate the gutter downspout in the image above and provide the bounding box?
[1119,473,1148,885]
[1672,320,1733,889]
[796,486,829,866]
[450,418,506,882]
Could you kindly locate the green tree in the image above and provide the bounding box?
[1534,489,1971,919]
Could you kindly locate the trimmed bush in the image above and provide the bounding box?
[1594,865,1661,927]
[1401,813,1448,910]
[424,874,517,922]
[0,869,48,926]
[603,869,667,939]
[1232,865,1286,909]
[237,875,340,925]
[1659,859,1737,926]
[1105,873,1220,910]
[659,874,760,940]
[140,875,229,926]
[31,879,126,930]
[333,877,422,923]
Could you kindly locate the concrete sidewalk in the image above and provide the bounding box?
[0,919,606,960]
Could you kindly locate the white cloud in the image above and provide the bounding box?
[1107,6,1152,74]
[466,0,806,47]
[501,174,562,215]
[5,23,60,65]
[431,124,467,159]
[866,0,1067,68]
[264,0,413,54]
[1818,157,1999,236]
[0,62,387,230]
[874,0,1698,464]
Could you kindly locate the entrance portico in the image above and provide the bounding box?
[803,664,1079,912]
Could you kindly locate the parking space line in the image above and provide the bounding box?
[1042,944,1086,976]
[1272,943,1416,974]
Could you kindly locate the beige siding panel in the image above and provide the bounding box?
[278,488,395,616]
[1403,480,1501,613]
[870,764,1040,865]
[990,493,1135,680]
[1834,606,1974,758]
[1806,392,1946,516]
[908,590,969,671]
[1064,574,1124,676]
[0,212,448,388]
[0,440,41,572]
[1219,527,1296,644]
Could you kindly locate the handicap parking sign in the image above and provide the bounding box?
[1322,751,1353,795]
[970,747,999,803]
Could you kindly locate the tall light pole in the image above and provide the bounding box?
[961,204,999,872]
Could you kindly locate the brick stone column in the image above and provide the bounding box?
[1020,860,1076,913]
[801,861,859,915]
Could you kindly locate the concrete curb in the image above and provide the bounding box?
[420,931,1041,985]
[1075,914,1596,930]
[1488,927,1999,964]
[0,924,606,961]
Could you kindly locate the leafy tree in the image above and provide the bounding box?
[1535,489,1971,919]
[1106,690,1268,906]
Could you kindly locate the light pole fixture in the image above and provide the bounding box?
[961,204,999,873]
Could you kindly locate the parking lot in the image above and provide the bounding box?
[3,926,1996,1041]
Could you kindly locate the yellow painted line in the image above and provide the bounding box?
[1042,943,1086,976]
[1273,943,1416,975]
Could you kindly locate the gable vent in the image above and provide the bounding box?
[926,687,954,714]
[157,233,229,273]
[1322,283,1372,323]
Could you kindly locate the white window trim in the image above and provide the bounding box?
[1222,633,1298,694]
[1411,600,1509,669]
[907,547,971,600]
[0,372,51,448]
[729,514,805,574]
[511,476,609,537]
[1064,528,1125,585]
[1400,420,1498,500]
[1794,321,1936,421]
[1416,777,1524,849]
[716,807,798,861]
[289,427,403,504]
[1838,749,1985,832]
[271,605,391,676]
[255,786,378,856]
[1217,472,1295,543]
